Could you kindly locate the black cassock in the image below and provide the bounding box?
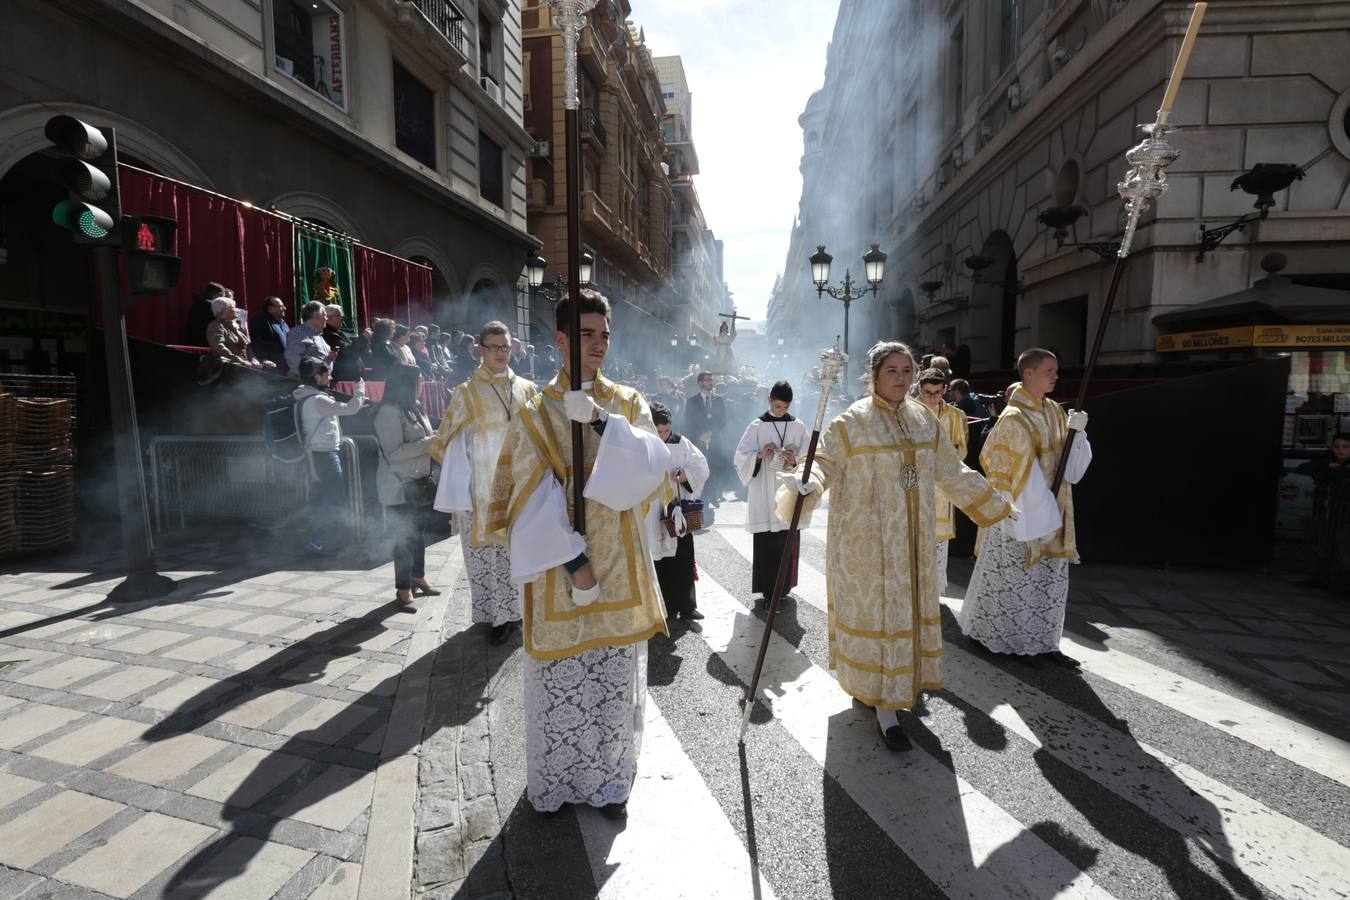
[655,533,697,616]
[752,530,798,602]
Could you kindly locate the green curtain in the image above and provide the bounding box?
[294,226,358,335]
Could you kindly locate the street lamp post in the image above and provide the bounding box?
[809,242,886,386]
[526,251,593,304]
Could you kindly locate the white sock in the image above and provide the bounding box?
[875,706,899,730]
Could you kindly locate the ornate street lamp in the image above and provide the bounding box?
[1197,162,1305,259]
[527,250,593,302]
[809,242,886,383]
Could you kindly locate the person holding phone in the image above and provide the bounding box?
[294,359,365,553]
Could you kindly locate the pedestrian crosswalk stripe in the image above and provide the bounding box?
[696,540,1350,899]
[688,572,1116,899]
[576,701,780,900]
[716,524,1350,791]
[947,592,1350,788]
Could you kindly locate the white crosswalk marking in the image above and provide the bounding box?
[689,573,1115,899]
[708,529,1350,899]
[576,703,780,900]
[718,524,1350,791]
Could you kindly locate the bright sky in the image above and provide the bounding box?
[634,0,840,321]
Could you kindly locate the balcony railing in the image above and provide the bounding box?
[408,0,466,56]
[581,108,607,148]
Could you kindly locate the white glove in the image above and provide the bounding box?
[571,582,601,606]
[780,474,821,496]
[1067,409,1088,432]
[564,390,599,424]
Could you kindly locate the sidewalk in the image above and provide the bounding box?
[0,528,459,900]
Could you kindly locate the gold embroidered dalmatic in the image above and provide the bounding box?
[978,384,1079,568]
[781,394,1011,710]
[488,371,668,660]
[430,364,538,547]
[927,400,969,541]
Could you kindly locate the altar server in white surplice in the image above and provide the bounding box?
[431,320,538,645]
[645,401,709,623]
[959,348,1092,669]
[488,289,669,821]
[734,380,809,608]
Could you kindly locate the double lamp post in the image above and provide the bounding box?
[808,242,887,386]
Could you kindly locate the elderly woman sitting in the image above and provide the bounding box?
[206,296,275,369]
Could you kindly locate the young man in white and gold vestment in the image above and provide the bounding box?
[916,367,969,590]
[958,348,1092,669]
[779,342,1013,751]
[431,320,538,645]
[488,290,670,819]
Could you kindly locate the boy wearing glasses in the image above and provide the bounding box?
[431,321,538,644]
[916,368,967,589]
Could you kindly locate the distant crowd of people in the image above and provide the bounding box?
[184,280,558,390]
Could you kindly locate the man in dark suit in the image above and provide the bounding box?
[250,296,290,371]
[684,371,728,502]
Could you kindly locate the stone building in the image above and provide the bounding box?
[0,0,540,362]
[655,54,726,347]
[774,0,1350,565]
[522,0,679,366]
[776,0,1350,376]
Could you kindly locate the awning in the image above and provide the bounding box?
[1153,272,1350,329]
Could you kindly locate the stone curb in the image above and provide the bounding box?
[357,549,463,900]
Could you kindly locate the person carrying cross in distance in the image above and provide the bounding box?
[958,348,1093,669]
[776,341,1014,751]
[733,380,809,610]
[487,288,671,820]
[915,367,969,590]
[430,320,539,645]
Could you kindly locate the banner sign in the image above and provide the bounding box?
[1155,327,1254,352]
[1252,325,1350,348]
[1157,324,1350,352]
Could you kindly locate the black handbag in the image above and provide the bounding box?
[400,474,438,508]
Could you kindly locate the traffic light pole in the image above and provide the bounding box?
[94,246,173,601]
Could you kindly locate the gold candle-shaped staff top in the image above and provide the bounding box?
[1160,2,1208,114]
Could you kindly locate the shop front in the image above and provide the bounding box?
[1153,261,1350,576]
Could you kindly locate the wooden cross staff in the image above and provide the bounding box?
[718,308,750,333]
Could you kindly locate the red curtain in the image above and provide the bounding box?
[354,245,433,327]
[117,166,292,344]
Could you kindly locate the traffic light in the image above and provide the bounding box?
[122,215,181,296]
[45,115,121,244]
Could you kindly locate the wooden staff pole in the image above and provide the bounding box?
[565,106,586,533]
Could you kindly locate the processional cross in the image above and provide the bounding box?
[718,308,750,334]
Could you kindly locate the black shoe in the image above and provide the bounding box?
[489,622,516,645]
[413,583,442,597]
[599,801,627,821]
[681,609,705,621]
[878,722,912,752]
[1041,651,1081,669]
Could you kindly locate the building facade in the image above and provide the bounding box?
[0,0,538,364]
[522,0,679,368]
[777,0,1350,377]
[656,54,726,347]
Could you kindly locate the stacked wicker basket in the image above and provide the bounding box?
[0,382,76,556]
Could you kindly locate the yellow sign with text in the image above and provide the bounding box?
[1252,325,1350,348]
[1155,327,1253,352]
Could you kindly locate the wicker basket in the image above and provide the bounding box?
[662,499,705,537]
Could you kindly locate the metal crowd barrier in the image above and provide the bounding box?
[148,435,373,539]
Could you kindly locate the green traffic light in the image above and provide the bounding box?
[53,199,113,240]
